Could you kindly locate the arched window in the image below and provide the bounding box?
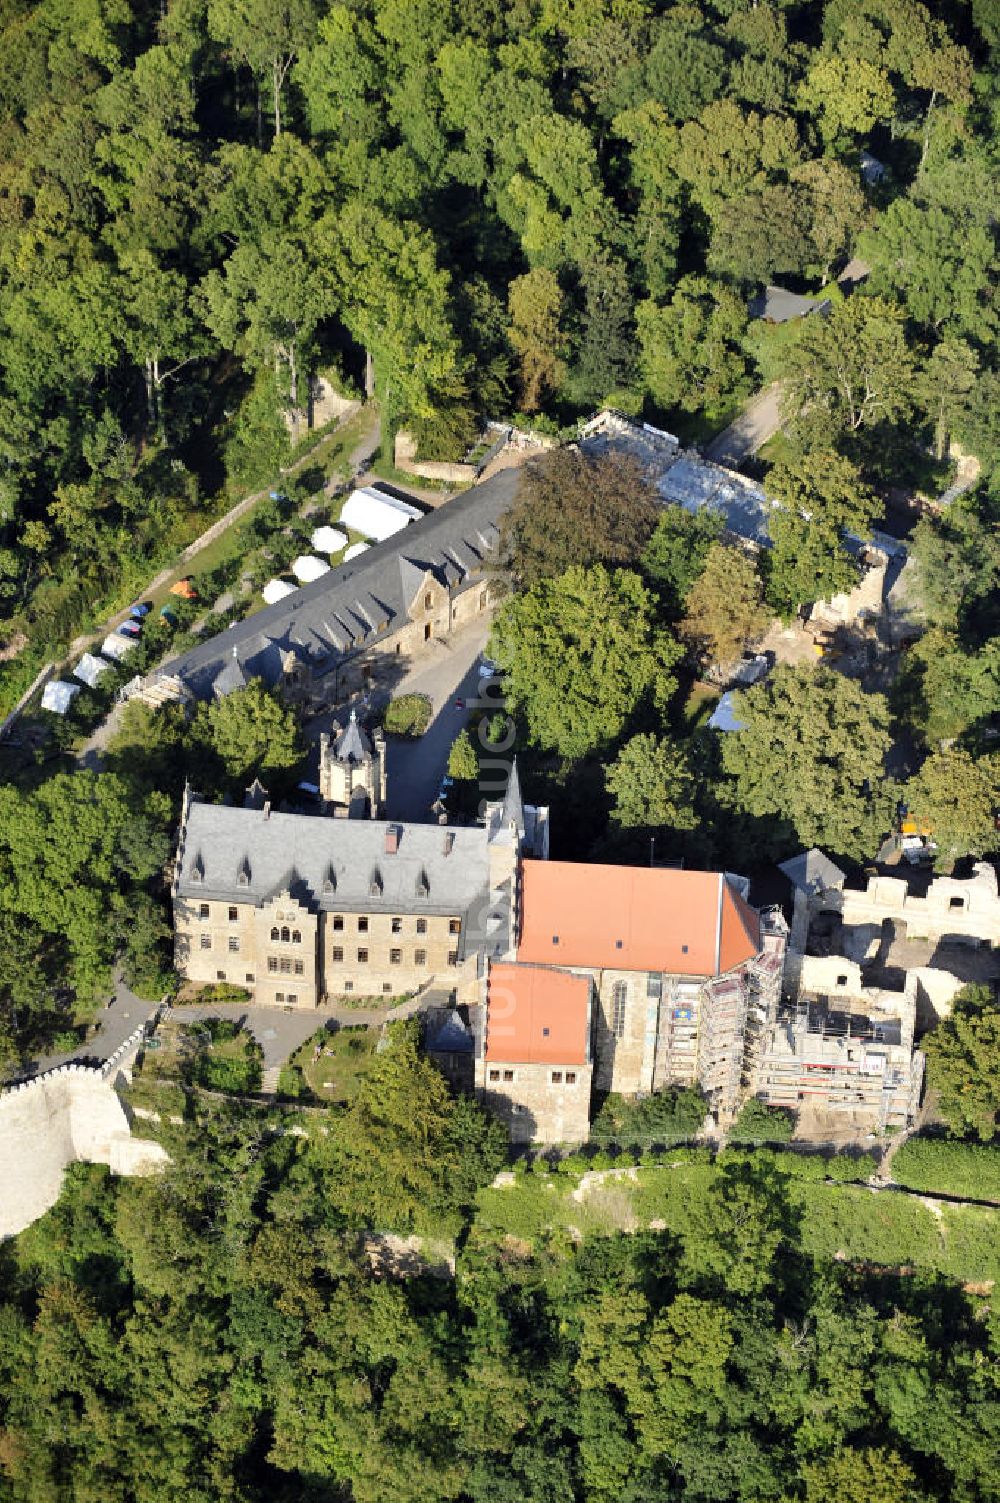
[281,926,290,943]
[270,926,279,941]
[611,982,628,1040]
[292,930,301,944]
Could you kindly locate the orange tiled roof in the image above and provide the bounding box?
[486,962,591,1065]
[517,862,760,977]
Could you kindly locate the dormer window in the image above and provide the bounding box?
[190,854,204,884]
[237,857,251,887]
[424,591,433,609]
[369,866,383,897]
[416,868,430,897]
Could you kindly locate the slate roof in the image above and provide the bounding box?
[501,757,526,836]
[778,849,847,897]
[749,285,832,323]
[174,800,497,950]
[656,456,776,548]
[333,709,372,765]
[157,469,520,701]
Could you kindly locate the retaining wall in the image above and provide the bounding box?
[0,1028,169,1239]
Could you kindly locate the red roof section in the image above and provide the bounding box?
[517,862,760,977]
[486,962,591,1065]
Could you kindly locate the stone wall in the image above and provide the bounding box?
[838,862,1000,947]
[476,1058,593,1143]
[0,1053,168,1239]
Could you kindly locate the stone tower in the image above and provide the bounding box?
[318,708,386,817]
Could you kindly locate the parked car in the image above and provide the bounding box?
[129,602,151,620]
[478,656,499,678]
[118,620,142,638]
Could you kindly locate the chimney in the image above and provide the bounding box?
[444,831,455,855]
[263,801,270,819]
[385,824,399,855]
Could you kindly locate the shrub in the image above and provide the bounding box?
[178,982,251,1007]
[729,1098,795,1143]
[591,1087,707,1145]
[892,1137,1000,1204]
[383,693,433,737]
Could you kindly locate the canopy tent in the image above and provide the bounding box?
[310,524,348,553]
[291,554,331,583]
[343,542,370,561]
[261,578,298,606]
[73,652,112,688]
[340,486,421,542]
[41,680,81,715]
[101,632,135,663]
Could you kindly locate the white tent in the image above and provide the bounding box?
[101,633,135,663]
[262,578,298,605]
[310,524,348,553]
[291,554,331,583]
[343,542,370,561]
[41,680,81,715]
[73,652,112,688]
[340,486,421,542]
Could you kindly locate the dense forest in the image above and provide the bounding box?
[0,0,999,708]
[1,1025,1000,1503]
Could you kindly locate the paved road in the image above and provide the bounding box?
[385,619,494,821]
[703,382,785,467]
[301,614,493,821]
[12,977,161,1082]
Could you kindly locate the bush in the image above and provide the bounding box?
[177,983,251,1007]
[383,693,433,737]
[591,1087,707,1145]
[729,1098,795,1143]
[892,1137,1000,1204]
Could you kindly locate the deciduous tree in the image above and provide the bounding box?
[605,733,696,831]
[904,747,1000,867]
[680,542,769,669]
[500,448,659,587]
[922,983,1000,1141]
[719,665,894,860]
[490,565,682,760]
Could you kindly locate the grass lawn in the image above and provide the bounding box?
[138,405,378,619]
[472,1155,1000,1286]
[683,681,721,732]
[279,1023,379,1104]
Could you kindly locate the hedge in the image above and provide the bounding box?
[892,1138,1000,1205]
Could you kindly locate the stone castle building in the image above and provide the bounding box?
[318,709,386,816]
[474,862,787,1134]
[129,470,518,712]
[172,785,522,1007]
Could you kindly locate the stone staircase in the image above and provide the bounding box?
[261,1065,282,1096]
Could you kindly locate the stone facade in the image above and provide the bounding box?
[837,862,1000,947]
[318,710,386,816]
[0,1065,168,1239]
[172,792,523,1008]
[478,1059,593,1144]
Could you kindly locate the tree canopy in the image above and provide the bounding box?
[923,983,1000,1141]
[490,564,682,761]
[500,448,659,588]
[719,664,894,860]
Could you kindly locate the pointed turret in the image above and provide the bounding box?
[501,757,526,837]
